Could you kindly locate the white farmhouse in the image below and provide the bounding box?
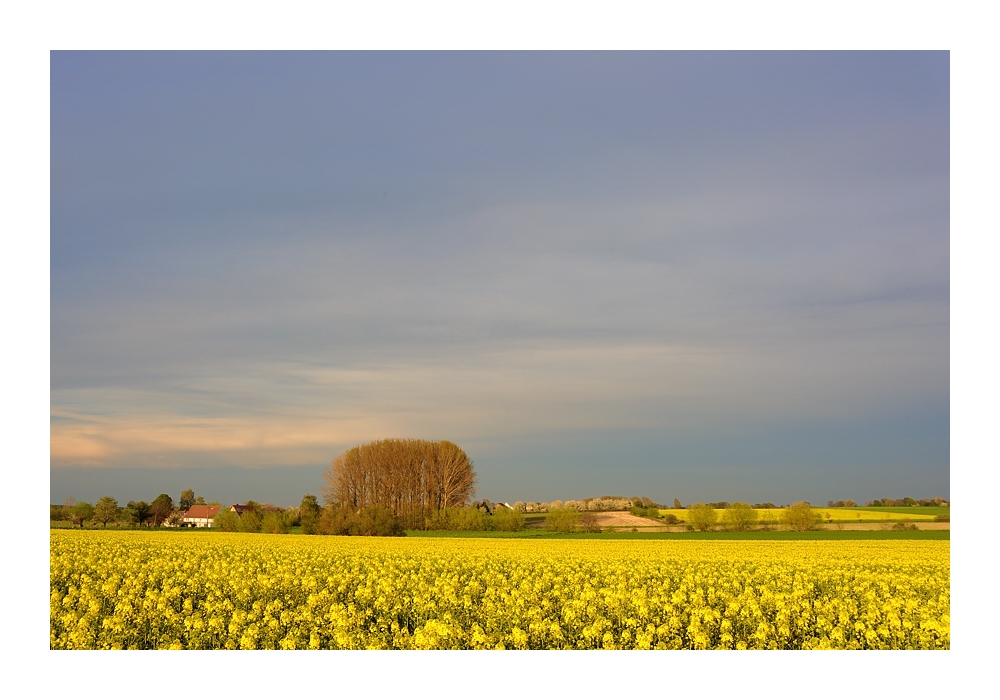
[182,504,222,528]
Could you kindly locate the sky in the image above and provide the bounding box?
[50,51,949,507]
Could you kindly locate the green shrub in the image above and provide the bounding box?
[260,511,290,534]
[934,514,950,522]
[629,506,661,519]
[299,494,321,534]
[423,506,491,531]
[449,506,490,531]
[721,502,760,532]
[315,504,404,536]
[299,513,319,535]
[350,506,404,537]
[213,509,240,532]
[317,504,354,535]
[423,509,450,530]
[891,520,919,531]
[237,510,262,533]
[781,502,822,532]
[545,508,580,533]
[492,507,524,532]
[687,503,717,532]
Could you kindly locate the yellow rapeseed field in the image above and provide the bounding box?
[50,531,949,650]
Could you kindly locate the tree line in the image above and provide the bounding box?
[50,489,294,530]
[295,497,525,536]
[857,497,948,507]
[51,493,195,528]
[50,434,949,538]
[324,438,476,527]
[683,502,817,532]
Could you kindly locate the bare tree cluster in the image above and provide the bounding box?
[323,439,476,522]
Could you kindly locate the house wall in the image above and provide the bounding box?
[182,517,214,528]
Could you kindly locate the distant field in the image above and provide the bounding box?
[811,508,935,522]
[857,506,950,516]
[657,507,937,523]
[406,529,949,540]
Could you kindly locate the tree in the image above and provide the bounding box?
[673,498,683,509]
[317,504,354,535]
[472,499,493,514]
[125,500,151,527]
[687,503,717,531]
[70,501,94,528]
[781,502,821,532]
[545,508,579,533]
[446,506,489,531]
[261,511,290,534]
[324,438,477,520]
[238,510,262,533]
[150,494,174,526]
[720,502,759,532]
[165,510,186,527]
[493,506,524,532]
[179,489,196,510]
[299,494,320,534]
[213,509,239,532]
[93,496,119,527]
[314,504,403,536]
[578,512,602,533]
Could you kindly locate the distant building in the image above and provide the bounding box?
[230,503,255,516]
[182,505,222,528]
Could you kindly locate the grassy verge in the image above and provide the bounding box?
[405,529,949,540]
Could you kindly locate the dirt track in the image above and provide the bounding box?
[590,512,662,528]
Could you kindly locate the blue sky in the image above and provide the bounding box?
[50,51,949,507]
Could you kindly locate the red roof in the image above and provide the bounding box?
[184,505,222,519]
